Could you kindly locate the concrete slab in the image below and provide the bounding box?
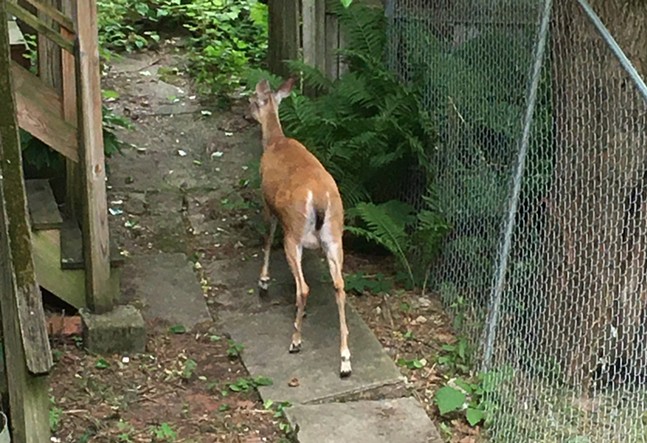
[286,398,442,443]
[221,305,405,404]
[207,250,326,313]
[219,251,405,404]
[121,252,211,329]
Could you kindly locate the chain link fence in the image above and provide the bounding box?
[386,0,647,441]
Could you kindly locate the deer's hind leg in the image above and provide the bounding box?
[283,236,309,353]
[258,202,277,296]
[322,229,351,377]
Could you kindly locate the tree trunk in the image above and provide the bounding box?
[544,0,647,389]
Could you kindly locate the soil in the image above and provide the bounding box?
[46,42,483,442]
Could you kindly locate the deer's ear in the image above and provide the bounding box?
[255,79,271,97]
[274,76,297,104]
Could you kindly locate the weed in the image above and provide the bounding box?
[397,357,426,370]
[435,369,513,429]
[228,375,273,392]
[226,339,244,359]
[49,396,62,432]
[150,422,177,441]
[117,419,135,442]
[344,272,392,295]
[181,358,198,380]
[437,337,472,375]
[95,358,110,370]
[97,0,268,94]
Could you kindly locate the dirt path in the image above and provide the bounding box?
[50,47,293,443]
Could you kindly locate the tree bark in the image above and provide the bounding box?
[544,0,647,389]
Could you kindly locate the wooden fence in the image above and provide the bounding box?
[268,0,384,82]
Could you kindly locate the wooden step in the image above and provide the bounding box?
[25,179,124,269]
[32,228,120,309]
[60,217,125,270]
[25,179,63,230]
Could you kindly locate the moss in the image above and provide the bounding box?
[0,16,36,291]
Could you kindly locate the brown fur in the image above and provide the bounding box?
[249,78,352,377]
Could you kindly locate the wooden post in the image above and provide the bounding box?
[61,0,81,219]
[267,0,300,78]
[76,0,113,313]
[37,0,63,91]
[302,0,326,71]
[324,6,341,79]
[0,4,52,441]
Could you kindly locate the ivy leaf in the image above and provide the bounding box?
[435,386,466,415]
[466,407,485,426]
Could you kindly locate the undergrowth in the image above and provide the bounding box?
[97,0,268,94]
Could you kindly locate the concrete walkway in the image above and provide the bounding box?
[212,251,442,443]
[105,51,442,443]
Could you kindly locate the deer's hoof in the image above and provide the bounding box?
[340,360,352,378]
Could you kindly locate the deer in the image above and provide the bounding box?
[248,77,351,378]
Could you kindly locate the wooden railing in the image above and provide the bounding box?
[8,0,114,314]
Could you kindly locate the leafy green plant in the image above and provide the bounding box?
[346,200,448,288]
[182,0,268,94]
[150,422,177,441]
[344,272,392,294]
[228,375,273,392]
[49,396,62,431]
[435,369,513,428]
[437,336,472,375]
[226,339,244,359]
[397,357,426,370]
[97,0,172,53]
[181,358,198,380]
[97,0,268,94]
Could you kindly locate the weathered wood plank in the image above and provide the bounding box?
[302,0,327,94]
[0,3,53,377]
[76,0,113,313]
[60,217,124,270]
[325,12,340,79]
[7,1,74,53]
[24,179,63,230]
[32,228,122,310]
[267,0,299,78]
[0,4,52,439]
[19,0,75,33]
[37,0,63,95]
[8,19,30,69]
[32,229,86,308]
[62,0,82,219]
[11,61,79,161]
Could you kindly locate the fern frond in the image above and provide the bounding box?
[334,3,386,61]
[345,201,414,286]
[243,68,284,91]
[285,59,334,94]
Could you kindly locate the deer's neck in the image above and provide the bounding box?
[261,112,284,148]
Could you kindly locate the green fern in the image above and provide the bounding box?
[346,201,415,286]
